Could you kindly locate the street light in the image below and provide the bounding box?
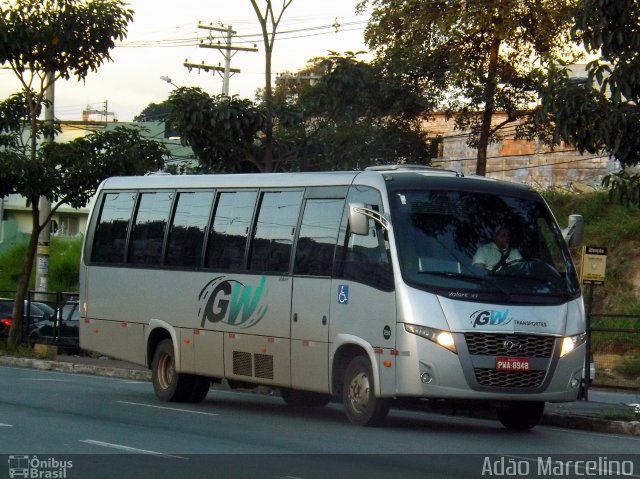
[160,76,178,88]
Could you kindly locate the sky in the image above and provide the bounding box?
[0,0,371,122]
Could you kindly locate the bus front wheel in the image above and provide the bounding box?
[152,339,198,402]
[343,355,390,426]
[497,401,545,430]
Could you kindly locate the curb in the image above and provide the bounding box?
[0,356,152,382]
[1,355,638,436]
[541,413,640,436]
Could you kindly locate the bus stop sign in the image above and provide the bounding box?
[580,245,607,286]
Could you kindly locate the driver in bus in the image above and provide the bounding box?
[472,225,522,272]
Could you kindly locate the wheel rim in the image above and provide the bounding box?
[157,352,174,390]
[347,369,370,415]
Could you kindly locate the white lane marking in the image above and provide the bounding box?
[80,440,188,460]
[117,401,218,416]
[0,423,13,427]
[22,378,69,382]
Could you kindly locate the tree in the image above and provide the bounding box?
[538,0,640,205]
[167,53,433,172]
[358,0,582,175]
[133,100,172,123]
[250,0,294,172]
[0,0,166,352]
[294,52,433,170]
[168,88,270,173]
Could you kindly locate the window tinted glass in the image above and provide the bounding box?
[335,186,394,291]
[91,192,136,263]
[205,191,257,270]
[128,192,173,265]
[166,191,214,268]
[294,199,343,276]
[250,190,303,273]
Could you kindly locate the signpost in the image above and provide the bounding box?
[579,246,607,401]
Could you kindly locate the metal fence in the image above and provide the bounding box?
[1,290,79,351]
[589,313,640,390]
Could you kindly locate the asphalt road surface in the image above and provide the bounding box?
[1,365,639,479]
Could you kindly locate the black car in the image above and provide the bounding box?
[0,299,54,339]
[29,300,80,353]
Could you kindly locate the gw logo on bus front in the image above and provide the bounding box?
[198,276,269,328]
[470,309,512,328]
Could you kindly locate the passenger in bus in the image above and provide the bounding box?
[472,225,522,272]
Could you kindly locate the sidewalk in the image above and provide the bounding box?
[1,353,638,435]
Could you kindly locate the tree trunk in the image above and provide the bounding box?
[7,200,41,352]
[476,21,502,176]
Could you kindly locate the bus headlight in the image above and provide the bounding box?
[561,333,587,357]
[405,324,457,354]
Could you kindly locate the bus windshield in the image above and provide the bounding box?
[390,189,580,301]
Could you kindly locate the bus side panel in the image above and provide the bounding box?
[194,329,224,378]
[81,318,146,365]
[223,332,290,387]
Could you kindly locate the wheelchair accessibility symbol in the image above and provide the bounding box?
[338,285,349,305]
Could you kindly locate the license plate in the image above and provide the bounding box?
[496,357,530,371]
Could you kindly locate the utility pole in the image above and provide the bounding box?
[35,73,54,299]
[184,22,257,95]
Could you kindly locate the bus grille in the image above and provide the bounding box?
[474,369,546,388]
[464,333,555,358]
[232,351,253,376]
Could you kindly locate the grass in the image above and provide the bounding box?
[615,356,640,381]
[0,236,82,294]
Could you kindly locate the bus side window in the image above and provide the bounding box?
[165,191,214,268]
[249,190,303,274]
[334,187,394,291]
[293,199,343,277]
[205,191,257,270]
[91,192,136,264]
[128,192,172,266]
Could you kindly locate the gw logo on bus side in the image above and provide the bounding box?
[470,309,512,328]
[198,276,269,328]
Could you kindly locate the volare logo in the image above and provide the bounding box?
[470,309,513,328]
[199,276,269,328]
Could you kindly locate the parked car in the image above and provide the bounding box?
[29,300,80,353]
[0,299,54,339]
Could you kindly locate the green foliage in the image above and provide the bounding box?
[539,0,640,174]
[0,242,30,292]
[0,236,81,292]
[48,236,82,292]
[602,171,640,208]
[133,100,172,123]
[168,88,268,173]
[168,54,433,173]
[543,190,640,313]
[615,356,640,380]
[358,0,582,174]
[0,0,133,81]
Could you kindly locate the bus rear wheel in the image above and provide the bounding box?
[343,355,390,426]
[497,401,545,430]
[152,339,198,402]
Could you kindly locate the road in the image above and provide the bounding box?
[1,364,639,479]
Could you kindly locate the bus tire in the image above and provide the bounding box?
[187,375,211,403]
[280,388,332,407]
[497,401,545,430]
[343,355,390,426]
[151,339,193,402]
